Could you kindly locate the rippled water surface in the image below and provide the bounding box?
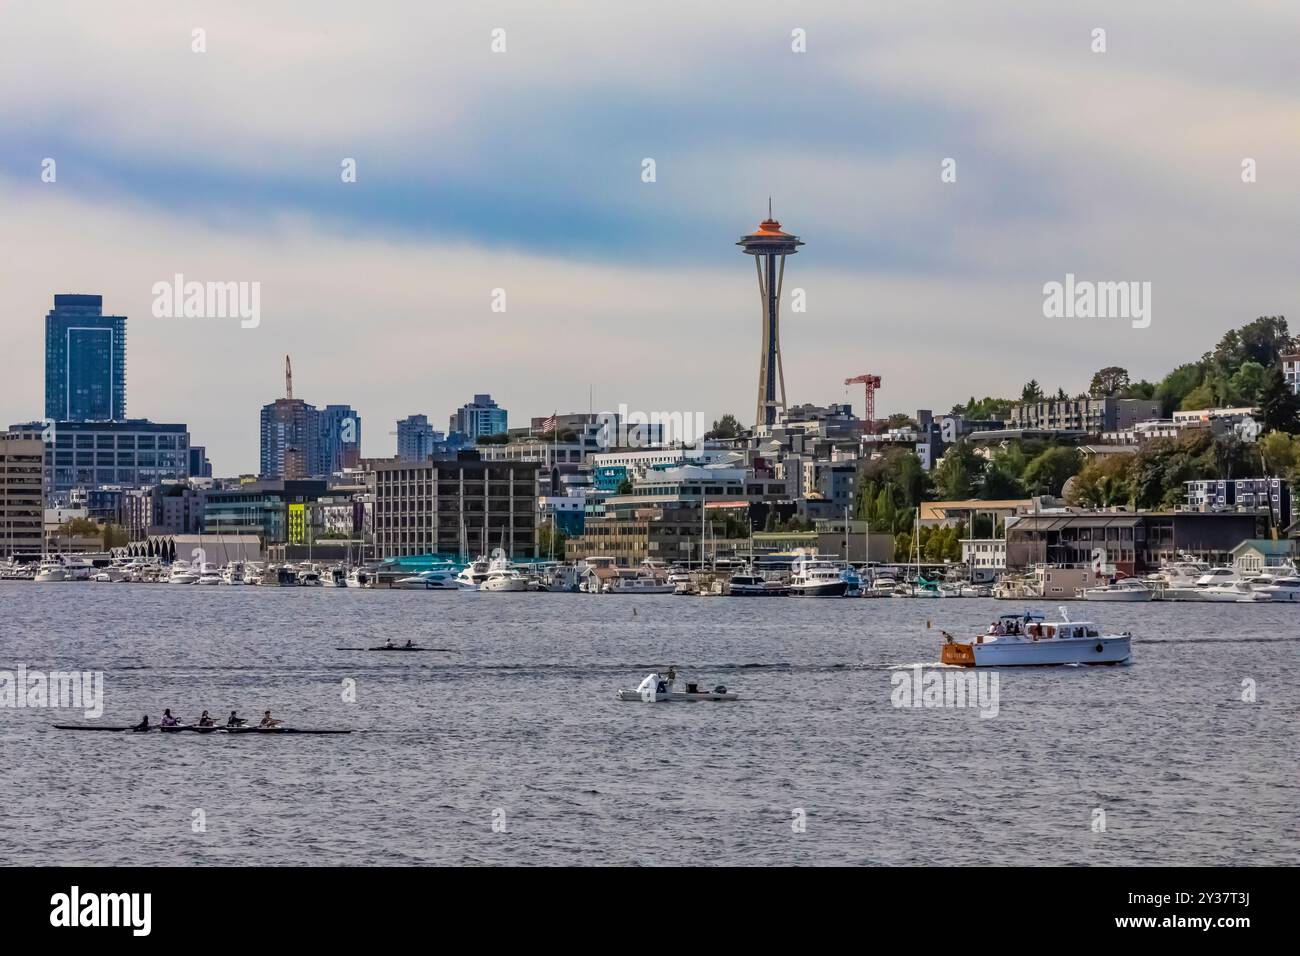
[1,582,1296,865]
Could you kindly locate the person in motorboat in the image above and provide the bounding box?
[160,709,180,727]
[197,710,214,727]
[991,620,1006,636]
[132,715,150,732]
[227,710,246,727]
[666,665,678,685]
[260,710,281,728]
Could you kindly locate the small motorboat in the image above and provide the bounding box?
[615,673,738,702]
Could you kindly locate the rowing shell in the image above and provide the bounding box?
[334,647,448,652]
[53,725,352,735]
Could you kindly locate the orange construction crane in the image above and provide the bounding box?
[845,374,882,433]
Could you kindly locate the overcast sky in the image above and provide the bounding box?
[2,1,1298,473]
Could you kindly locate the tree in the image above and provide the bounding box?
[1066,454,1134,509]
[1021,380,1044,403]
[1022,446,1083,497]
[616,479,634,495]
[1156,363,1204,415]
[102,523,128,549]
[896,453,926,508]
[707,413,741,440]
[933,444,978,500]
[59,517,101,537]
[1089,366,1131,397]
[1222,360,1267,406]
[1259,430,1300,473]
[537,523,569,558]
[1258,367,1300,434]
[979,461,1024,499]
[886,413,916,430]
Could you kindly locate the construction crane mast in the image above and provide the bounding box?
[845,373,882,433]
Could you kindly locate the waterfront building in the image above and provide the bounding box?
[1006,397,1162,434]
[961,538,1007,579]
[564,501,706,566]
[450,394,507,441]
[1184,477,1292,528]
[396,415,444,461]
[0,433,45,557]
[369,450,537,560]
[590,447,733,480]
[1004,511,1259,576]
[123,482,206,539]
[44,294,127,422]
[203,479,328,543]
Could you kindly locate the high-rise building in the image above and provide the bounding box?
[449,394,507,440]
[258,357,358,479]
[188,446,213,478]
[1,432,46,557]
[396,414,444,461]
[318,405,362,475]
[738,207,801,431]
[44,294,127,422]
[261,399,319,479]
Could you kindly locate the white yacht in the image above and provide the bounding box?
[393,568,462,590]
[220,562,247,585]
[479,567,529,592]
[941,609,1132,667]
[788,559,849,597]
[321,566,348,587]
[1235,571,1300,603]
[607,573,674,594]
[454,556,491,589]
[297,567,322,587]
[167,562,200,585]
[195,563,223,586]
[345,566,372,588]
[1144,557,1210,601]
[34,560,68,583]
[1080,578,1155,602]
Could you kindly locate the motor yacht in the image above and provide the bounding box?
[454,556,491,589]
[393,568,463,590]
[1234,571,1300,603]
[166,562,200,585]
[726,571,787,596]
[941,609,1132,667]
[1080,578,1154,602]
[479,565,529,592]
[33,560,68,583]
[220,562,247,585]
[195,563,223,586]
[345,566,372,588]
[297,567,322,587]
[788,558,849,597]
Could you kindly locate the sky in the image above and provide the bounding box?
[2,1,1298,473]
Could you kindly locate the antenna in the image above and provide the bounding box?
[768,196,772,219]
[285,355,293,400]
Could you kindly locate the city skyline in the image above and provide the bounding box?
[3,2,1299,473]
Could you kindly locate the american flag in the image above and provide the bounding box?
[541,414,557,432]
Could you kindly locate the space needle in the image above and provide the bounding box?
[738,202,802,431]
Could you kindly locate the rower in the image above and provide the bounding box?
[260,710,281,728]
[403,639,414,649]
[160,709,180,727]
[132,715,150,732]
[227,710,246,727]
[197,710,214,727]
[384,639,396,649]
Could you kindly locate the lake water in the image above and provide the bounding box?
[1,583,1295,866]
